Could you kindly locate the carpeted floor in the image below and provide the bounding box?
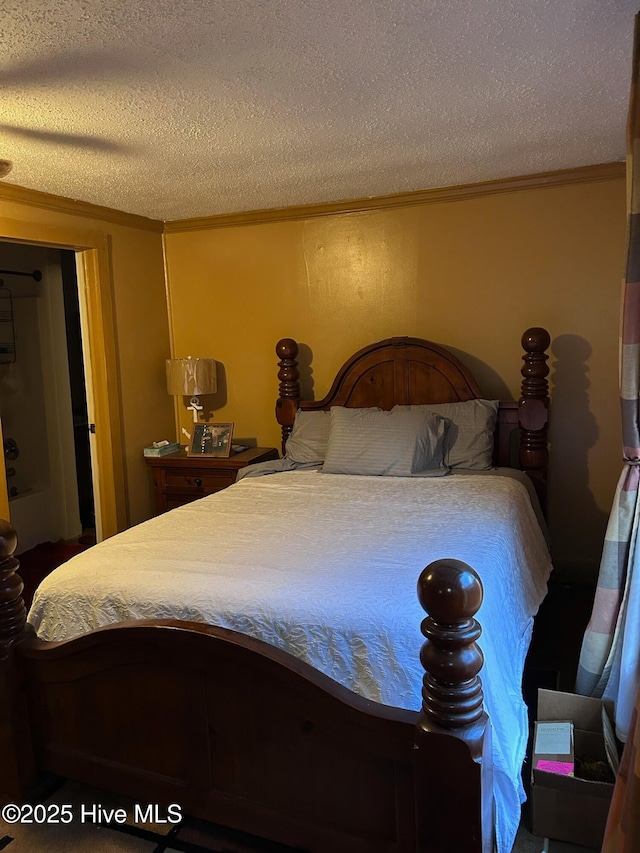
[0,777,595,853]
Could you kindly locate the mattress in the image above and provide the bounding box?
[28,469,552,853]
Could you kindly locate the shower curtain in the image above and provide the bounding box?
[575,14,640,744]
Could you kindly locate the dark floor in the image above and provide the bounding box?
[16,531,95,608]
[524,578,596,711]
[520,578,597,838]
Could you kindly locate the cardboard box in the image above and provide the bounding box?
[530,689,616,848]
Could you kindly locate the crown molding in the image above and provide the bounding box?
[0,182,164,232]
[165,162,625,233]
[0,162,624,235]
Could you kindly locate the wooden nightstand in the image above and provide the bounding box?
[145,446,279,515]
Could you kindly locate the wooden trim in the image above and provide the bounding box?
[0,182,164,232]
[77,243,128,536]
[165,162,625,232]
[0,162,623,234]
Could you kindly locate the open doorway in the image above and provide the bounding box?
[60,250,95,539]
[0,241,95,557]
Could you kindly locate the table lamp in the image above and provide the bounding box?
[166,356,217,422]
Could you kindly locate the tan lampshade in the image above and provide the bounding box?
[166,357,217,396]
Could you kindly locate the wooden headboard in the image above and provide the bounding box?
[275,328,551,510]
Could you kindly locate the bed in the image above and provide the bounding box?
[0,329,552,853]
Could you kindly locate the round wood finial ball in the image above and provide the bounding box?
[417,559,482,623]
[276,338,298,359]
[521,327,551,353]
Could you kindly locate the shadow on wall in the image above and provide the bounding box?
[548,334,609,584]
[446,346,512,401]
[297,343,315,400]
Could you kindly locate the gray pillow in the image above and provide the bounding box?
[284,410,331,463]
[393,400,498,469]
[322,406,449,477]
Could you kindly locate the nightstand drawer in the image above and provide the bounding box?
[163,469,234,493]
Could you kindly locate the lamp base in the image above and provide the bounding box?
[187,396,203,423]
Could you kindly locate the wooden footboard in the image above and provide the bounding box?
[0,521,492,852]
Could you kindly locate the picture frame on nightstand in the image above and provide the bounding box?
[188,422,234,458]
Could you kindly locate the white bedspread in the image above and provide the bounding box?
[28,470,552,853]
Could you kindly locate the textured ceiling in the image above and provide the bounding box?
[0,1,637,221]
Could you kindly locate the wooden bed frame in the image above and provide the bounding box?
[0,328,550,853]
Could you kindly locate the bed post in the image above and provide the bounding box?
[275,337,300,455]
[0,518,36,801]
[413,559,493,853]
[519,327,551,511]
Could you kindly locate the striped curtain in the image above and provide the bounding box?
[575,14,640,744]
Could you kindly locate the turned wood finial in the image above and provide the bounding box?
[519,327,551,508]
[0,518,27,650]
[520,327,551,399]
[275,338,301,454]
[416,559,485,741]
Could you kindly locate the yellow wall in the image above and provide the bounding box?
[164,173,626,581]
[0,189,174,529]
[0,169,626,581]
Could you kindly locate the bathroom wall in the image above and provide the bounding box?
[0,242,81,553]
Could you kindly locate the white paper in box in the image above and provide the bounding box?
[533,720,574,776]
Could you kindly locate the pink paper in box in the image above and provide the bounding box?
[536,759,574,776]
